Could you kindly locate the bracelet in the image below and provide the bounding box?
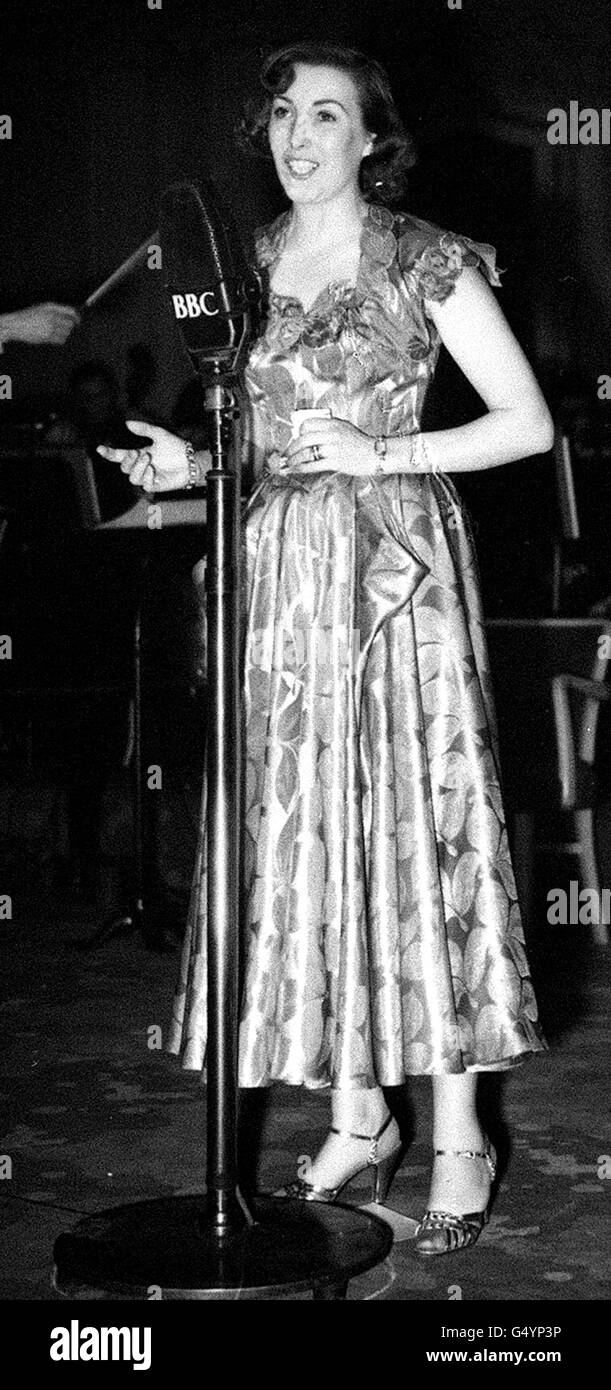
[373,432,436,475]
[401,431,437,475]
[373,435,388,474]
[184,440,201,489]
[411,433,433,473]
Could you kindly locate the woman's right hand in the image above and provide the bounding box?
[97,419,194,492]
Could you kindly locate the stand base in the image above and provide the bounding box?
[53,1194,393,1300]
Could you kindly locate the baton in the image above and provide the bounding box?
[79,231,159,314]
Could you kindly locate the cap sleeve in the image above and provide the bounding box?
[397,214,502,307]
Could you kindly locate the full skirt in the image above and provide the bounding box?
[167,468,546,1086]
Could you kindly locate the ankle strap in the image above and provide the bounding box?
[434,1145,489,1159]
[330,1111,394,1144]
[434,1143,496,1177]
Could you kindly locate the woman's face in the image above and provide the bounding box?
[267,63,374,207]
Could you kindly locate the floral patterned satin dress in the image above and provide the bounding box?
[168,203,546,1087]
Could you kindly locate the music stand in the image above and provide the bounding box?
[71,477,208,955]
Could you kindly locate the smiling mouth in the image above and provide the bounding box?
[284,158,319,179]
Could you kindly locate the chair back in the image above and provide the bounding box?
[485,618,611,812]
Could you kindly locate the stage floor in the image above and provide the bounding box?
[0,879,609,1301]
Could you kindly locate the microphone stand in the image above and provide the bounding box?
[54,247,394,1302]
[202,365,246,1235]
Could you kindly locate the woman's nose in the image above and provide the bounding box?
[288,119,310,149]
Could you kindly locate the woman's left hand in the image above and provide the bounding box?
[284,417,378,475]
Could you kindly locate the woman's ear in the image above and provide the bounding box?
[363,133,376,159]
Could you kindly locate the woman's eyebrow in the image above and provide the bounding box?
[273,97,348,113]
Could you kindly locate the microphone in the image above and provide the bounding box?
[159,179,260,378]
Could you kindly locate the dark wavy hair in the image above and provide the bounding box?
[237,42,417,206]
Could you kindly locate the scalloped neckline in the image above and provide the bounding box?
[267,210,369,318]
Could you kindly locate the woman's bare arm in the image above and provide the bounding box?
[287,267,554,477]
[414,267,554,471]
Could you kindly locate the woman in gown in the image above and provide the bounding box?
[102,42,552,1256]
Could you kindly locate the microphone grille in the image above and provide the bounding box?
[160,179,236,285]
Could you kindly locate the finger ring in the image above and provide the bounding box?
[311,444,322,462]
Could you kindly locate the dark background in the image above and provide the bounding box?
[1,0,610,612]
[1,0,610,747]
[1,0,609,388]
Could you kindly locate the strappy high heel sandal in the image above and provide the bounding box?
[414,1140,497,1256]
[277,1113,403,1205]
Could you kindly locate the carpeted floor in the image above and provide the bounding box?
[0,875,609,1301]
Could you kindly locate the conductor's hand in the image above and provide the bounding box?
[97,420,192,492]
[0,302,80,346]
